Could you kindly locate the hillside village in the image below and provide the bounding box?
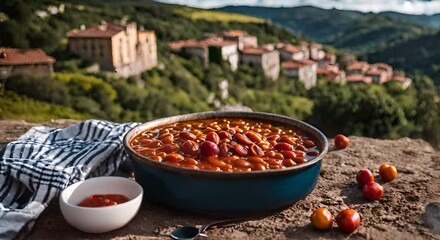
[0,19,411,90]
[168,30,412,89]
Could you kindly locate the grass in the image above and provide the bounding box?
[0,90,92,122]
[174,7,264,23]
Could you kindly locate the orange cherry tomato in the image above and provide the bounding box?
[334,134,349,149]
[379,164,398,182]
[310,207,334,230]
[336,209,361,233]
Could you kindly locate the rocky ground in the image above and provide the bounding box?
[1,120,439,240]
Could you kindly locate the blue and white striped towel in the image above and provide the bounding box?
[0,120,139,239]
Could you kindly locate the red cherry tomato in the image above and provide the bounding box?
[334,134,349,149]
[310,208,333,230]
[363,182,384,200]
[356,169,374,187]
[336,209,361,233]
[379,164,398,182]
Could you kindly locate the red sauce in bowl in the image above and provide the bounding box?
[78,194,130,207]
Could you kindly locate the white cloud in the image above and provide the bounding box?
[155,0,440,15]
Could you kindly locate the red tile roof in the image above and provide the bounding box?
[67,23,125,38]
[346,61,369,71]
[366,67,383,75]
[201,37,236,47]
[301,59,316,65]
[168,40,207,50]
[327,71,341,81]
[318,66,344,81]
[280,44,303,54]
[0,48,55,65]
[346,74,372,84]
[391,73,406,82]
[373,62,392,71]
[283,59,316,69]
[241,47,271,55]
[168,40,187,51]
[317,67,328,75]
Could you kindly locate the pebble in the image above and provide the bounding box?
[424,202,440,234]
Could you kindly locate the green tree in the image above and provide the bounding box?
[307,82,409,138]
[5,75,71,105]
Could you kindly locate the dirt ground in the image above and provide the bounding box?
[1,120,439,240]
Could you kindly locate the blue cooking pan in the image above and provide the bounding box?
[123,111,328,215]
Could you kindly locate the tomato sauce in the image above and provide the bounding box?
[78,194,130,207]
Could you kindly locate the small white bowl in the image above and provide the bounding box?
[59,176,143,233]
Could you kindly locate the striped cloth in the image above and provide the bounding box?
[0,120,139,239]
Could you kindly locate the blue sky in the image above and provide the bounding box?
[155,0,440,15]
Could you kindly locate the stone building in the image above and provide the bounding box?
[169,39,209,66]
[299,42,325,61]
[220,30,258,51]
[365,67,388,84]
[389,72,412,89]
[240,47,280,80]
[67,21,157,77]
[346,61,370,75]
[203,37,239,71]
[168,37,238,70]
[373,63,393,80]
[318,53,336,67]
[0,48,55,79]
[317,65,346,84]
[276,43,308,61]
[282,59,317,89]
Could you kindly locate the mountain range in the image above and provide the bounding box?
[219,6,440,47]
[158,0,440,15]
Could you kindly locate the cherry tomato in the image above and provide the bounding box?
[336,209,361,233]
[310,207,333,230]
[356,169,374,187]
[379,164,398,182]
[334,134,349,149]
[363,182,384,201]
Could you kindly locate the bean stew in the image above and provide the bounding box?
[129,118,320,172]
